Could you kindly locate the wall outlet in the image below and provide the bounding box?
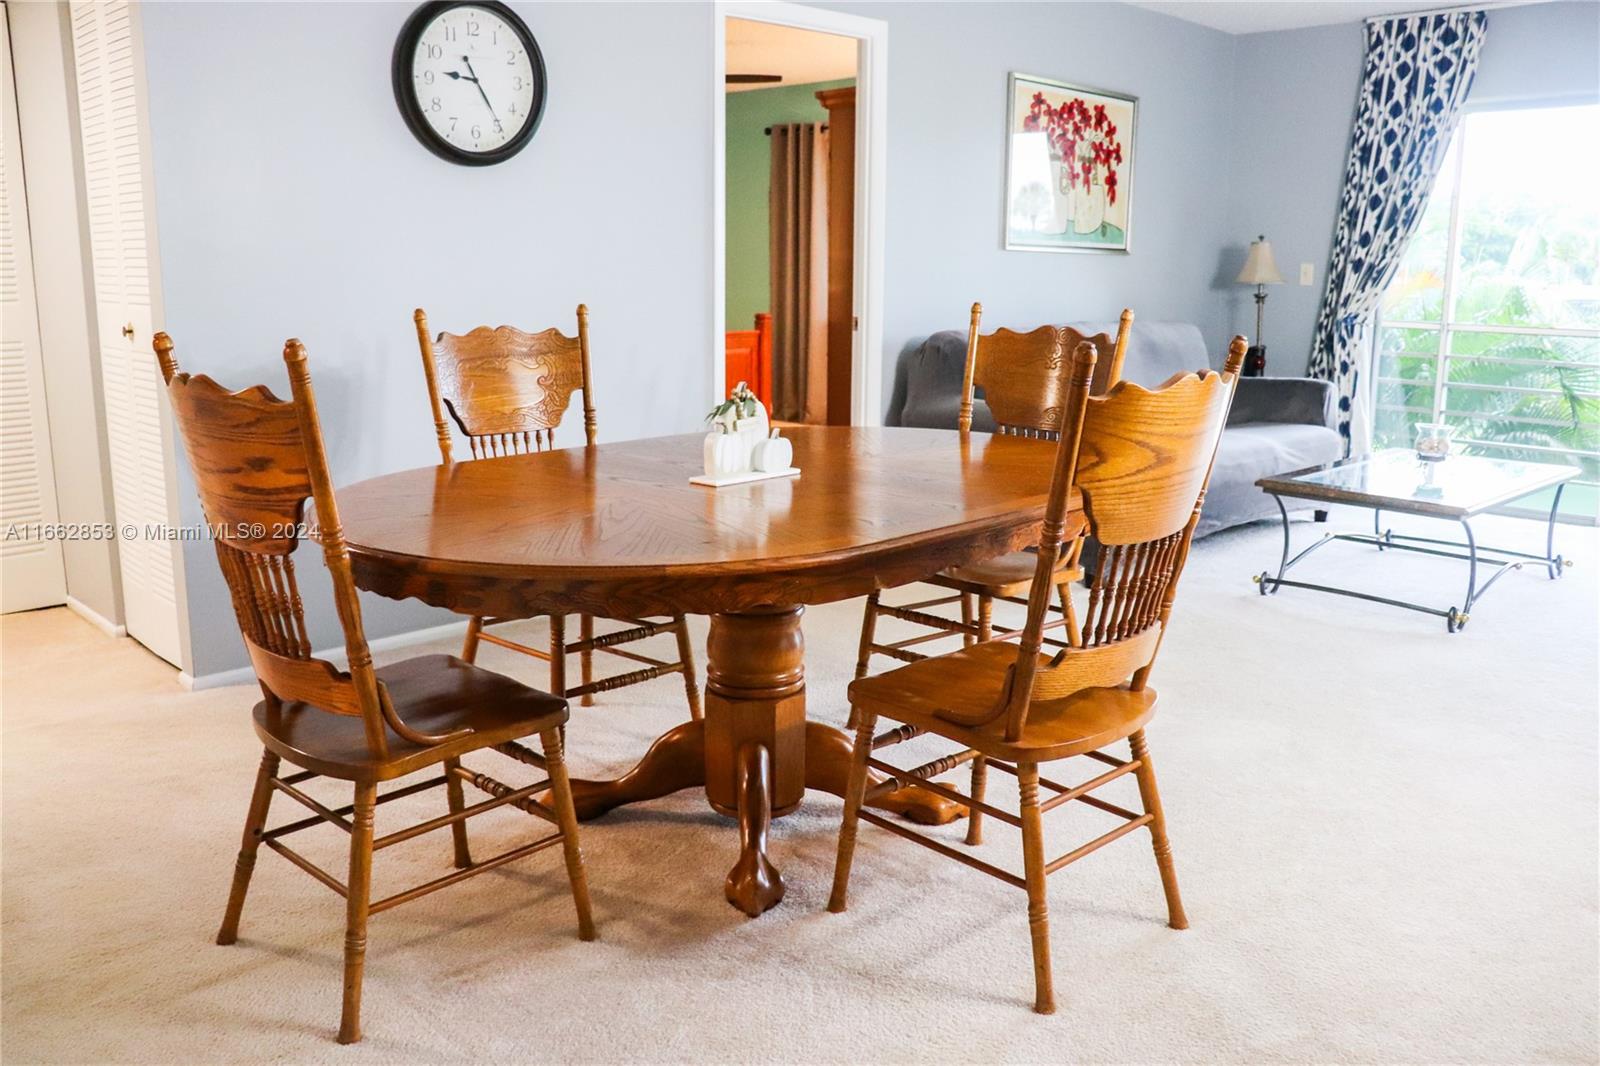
[1299,262,1315,286]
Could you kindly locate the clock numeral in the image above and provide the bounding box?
[512,76,523,91]
[422,70,434,85]
[466,19,479,36]
[424,43,442,60]
[449,117,458,133]
[443,24,457,41]
[507,50,517,65]
[470,124,482,139]
[430,96,442,112]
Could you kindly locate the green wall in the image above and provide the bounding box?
[724,79,855,328]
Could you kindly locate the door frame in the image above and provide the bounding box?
[712,1,887,426]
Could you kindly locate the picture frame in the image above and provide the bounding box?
[1004,72,1137,254]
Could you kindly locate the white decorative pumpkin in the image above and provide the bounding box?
[703,427,746,479]
[751,428,793,473]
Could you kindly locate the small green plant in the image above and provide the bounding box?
[706,381,760,426]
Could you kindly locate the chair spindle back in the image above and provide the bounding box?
[957,304,1134,438]
[949,336,1248,742]
[156,334,466,760]
[414,305,596,462]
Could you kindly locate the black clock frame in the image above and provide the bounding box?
[392,1,547,166]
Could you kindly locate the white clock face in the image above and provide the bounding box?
[409,5,538,156]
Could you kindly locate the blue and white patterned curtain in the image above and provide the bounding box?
[1308,11,1488,449]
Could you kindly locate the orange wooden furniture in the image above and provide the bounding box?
[414,307,701,718]
[724,311,773,411]
[333,425,1081,916]
[830,336,1247,1014]
[854,307,1135,748]
[155,334,594,1043]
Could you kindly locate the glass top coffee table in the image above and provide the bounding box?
[1254,450,1579,632]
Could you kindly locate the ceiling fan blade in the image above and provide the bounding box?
[726,73,782,85]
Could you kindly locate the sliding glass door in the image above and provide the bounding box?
[1374,104,1599,522]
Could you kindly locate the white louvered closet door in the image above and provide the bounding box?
[70,0,183,664]
[1,4,68,613]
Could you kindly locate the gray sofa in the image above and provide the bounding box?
[886,321,1344,537]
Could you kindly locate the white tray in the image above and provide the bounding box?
[689,467,801,488]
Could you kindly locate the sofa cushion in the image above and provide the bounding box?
[1198,422,1345,537]
[898,331,987,430]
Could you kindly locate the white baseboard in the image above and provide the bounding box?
[180,618,471,691]
[65,596,126,638]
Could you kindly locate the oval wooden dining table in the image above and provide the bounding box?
[337,426,1078,916]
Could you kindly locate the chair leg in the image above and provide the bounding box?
[549,614,566,696]
[827,708,879,914]
[1130,730,1188,930]
[541,726,597,941]
[960,593,975,648]
[966,594,994,845]
[461,616,484,663]
[1018,763,1055,1015]
[579,614,595,707]
[848,593,880,730]
[216,748,279,945]
[1057,583,1082,648]
[338,782,376,1045]
[964,751,987,847]
[853,591,880,682]
[673,615,703,721]
[443,757,472,869]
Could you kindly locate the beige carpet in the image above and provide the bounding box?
[3,510,1596,1064]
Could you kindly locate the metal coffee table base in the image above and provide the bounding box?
[1253,486,1570,632]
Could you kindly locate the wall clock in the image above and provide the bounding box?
[392,2,547,166]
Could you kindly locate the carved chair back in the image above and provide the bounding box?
[959,336,1247,742]
[957,304,1134,437]
[414,305,597,462]
[156,334,465,762]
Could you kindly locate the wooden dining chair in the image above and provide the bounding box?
[413,306,701,719]
[156,333,595,1044]
[830,335,1247,1015]
[854,306,1134,683]
[853,305,1133,844]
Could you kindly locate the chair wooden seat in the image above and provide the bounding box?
[935,551,1080,600]
[255,655,568,782]
[848,642,1155,762]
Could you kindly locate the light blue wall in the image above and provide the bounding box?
[140,1,714,677]
[824,2,1240,412]
[1222,1,1600,377]
[1222,23,1364,377]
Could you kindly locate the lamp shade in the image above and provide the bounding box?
[1237,235,1285,286]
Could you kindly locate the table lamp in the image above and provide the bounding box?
[1236,235,1284,376]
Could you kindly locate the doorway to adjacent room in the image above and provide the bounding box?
[713,3,886,426]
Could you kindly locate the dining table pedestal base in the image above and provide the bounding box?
[558,606,964,916]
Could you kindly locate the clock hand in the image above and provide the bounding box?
[460,56,502,130]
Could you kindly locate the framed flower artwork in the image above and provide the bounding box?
[1004,73,1137,253]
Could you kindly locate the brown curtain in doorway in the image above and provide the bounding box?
[768,123,829,424]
